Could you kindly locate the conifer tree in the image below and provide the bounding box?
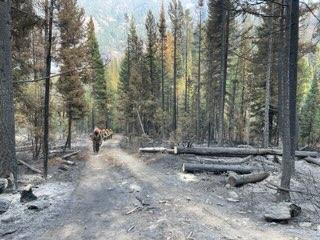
[145,10,161,134]
[300,74,319,145]
[183,9,192,113]
[86,18,108,128]
[159,3,167,110]
[168,0,184,131]
[158,2,167,137]
[205,0,223,145]
[57,0,87,149]
[118,19,147,134]
[196,0,204,142]
[146,11,160,100]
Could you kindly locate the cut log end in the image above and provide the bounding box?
[227,175,238,187]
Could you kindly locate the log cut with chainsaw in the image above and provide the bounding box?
[182,163,254,174]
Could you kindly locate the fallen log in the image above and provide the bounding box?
[176,147,319,158]
[139,147,175,154]
[304,156,320,167]
[16,144,65,152]
[61,151,80,160]
[139,146,320,158]
[227,172,270,187]
[49,149,74,155]
[18,160,42,174]
[182,163,254,174]
[16,145,33,152]
[195,155,253,165]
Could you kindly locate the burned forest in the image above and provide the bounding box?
[1,0,320,239]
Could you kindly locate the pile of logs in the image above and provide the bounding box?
[139,146,320,187]
[181,159,269,187]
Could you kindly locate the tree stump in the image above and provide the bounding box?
[20,185,37,203]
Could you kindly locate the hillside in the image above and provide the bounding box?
[78,0,198,57]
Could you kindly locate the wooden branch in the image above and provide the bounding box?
[304,156,320,167]
[182,163,254,174]
[18,160,42,174]
[265,181,319,197]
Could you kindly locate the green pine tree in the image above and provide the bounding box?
[86,17,108,128]
[57,0,87,148]
[300,73,320,145]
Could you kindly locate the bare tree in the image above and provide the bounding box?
[0,0,17,181]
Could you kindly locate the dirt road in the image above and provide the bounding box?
[21,135,317,239]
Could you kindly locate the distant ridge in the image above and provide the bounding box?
[78,0,199,57]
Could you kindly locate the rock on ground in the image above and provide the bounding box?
[27,200,51,211]
[264,202,301,222]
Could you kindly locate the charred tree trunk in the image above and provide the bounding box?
[229,59,240,142]
[172,28,177,131]
[196,4,202,143]
[182,163,254,174]
[277,0,286,146]
[184,29,189,113]
[65,110,72,149]
[43,0,54,179]
[218,1,230,146]
[263,3,274,148]
[279,0,299,202]
[161,31,165,138]
[0,0,17,181]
